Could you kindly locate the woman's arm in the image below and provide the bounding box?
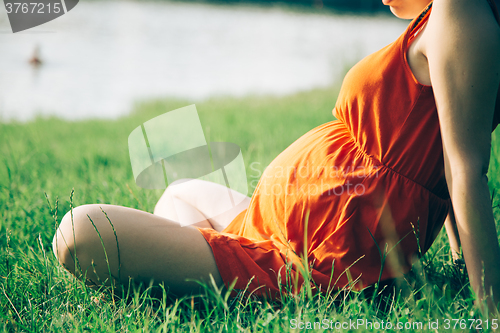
[424,0,500,311]
[444,207,461,262]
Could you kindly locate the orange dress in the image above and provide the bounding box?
[198,3,500,297]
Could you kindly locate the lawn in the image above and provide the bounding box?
[1,86,500,332]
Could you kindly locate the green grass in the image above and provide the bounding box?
[1,86,500,332]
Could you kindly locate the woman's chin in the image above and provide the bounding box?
[389,6,415,20]
[385,0,432,20]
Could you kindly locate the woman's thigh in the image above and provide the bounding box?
[53,204,222,296]
[154,179,251,231]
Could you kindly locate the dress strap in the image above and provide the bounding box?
[410,2,433,32]
[407,2,433,45]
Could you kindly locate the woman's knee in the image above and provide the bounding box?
[153,178,192,217]
[52,204,113,275]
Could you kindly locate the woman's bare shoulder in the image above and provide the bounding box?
[415,0,500,82]
[424,0,500,39]
[423,0,500,171]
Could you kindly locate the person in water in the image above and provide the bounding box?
[53,0,500,310]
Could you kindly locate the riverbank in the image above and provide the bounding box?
[1,87,499,331]
[0,0,406,122]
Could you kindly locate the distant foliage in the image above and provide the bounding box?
[181,0,389,13]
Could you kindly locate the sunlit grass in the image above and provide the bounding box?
[1,85,499,332]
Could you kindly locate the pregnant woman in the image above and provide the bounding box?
[53,0,500,309]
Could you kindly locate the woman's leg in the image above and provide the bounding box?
[154,179,251,232]
[52,204,222,296]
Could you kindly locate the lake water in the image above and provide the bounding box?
[0,1,407,122]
